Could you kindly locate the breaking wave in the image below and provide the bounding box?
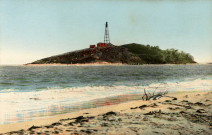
[0,79,211,125]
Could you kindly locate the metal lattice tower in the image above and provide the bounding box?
[104,22,110,44]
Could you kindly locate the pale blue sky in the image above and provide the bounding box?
[0,0,212,64]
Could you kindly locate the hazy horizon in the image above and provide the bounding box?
[0,0,211,65]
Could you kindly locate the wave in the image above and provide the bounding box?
[0,79,211,125]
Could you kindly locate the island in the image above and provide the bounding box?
[28,43,196,65]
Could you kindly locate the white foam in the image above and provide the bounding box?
[0,79,211,125]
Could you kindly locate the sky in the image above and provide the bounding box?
[0,0,212,65]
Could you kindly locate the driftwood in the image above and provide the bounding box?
[142,83,169,101]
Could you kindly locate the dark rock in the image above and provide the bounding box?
[165,100,171,103]
[168,107,178,110]
[87,116,95,119]
[195,102,203,106]
[75,116,84,120]
[168,107,174,110]
[45,125,54,128]
[9,131,19,134]
[80,129,92,134]
[144,111,155,115]
[68,122,74,126]
[85,130,92,134]
[180,111,186,114]
[185,105,192,109]
[74,116,85,123]
[28,125,41,131]
[51,122,62,126]
[92,129,98,132]
[73,116,89,123]
[104,111,117,116]
[196,109,206,113]
[144,110,163,115]
[130,107,138,109]
[10,129,24,134]
[172,97,177,100]
[81,119,89,123]
[80,130,85,132]
[181,100,188,102]
[59,118,73,121]
[139,105,148,109]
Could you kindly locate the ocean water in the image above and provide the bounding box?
[0,64,212,124]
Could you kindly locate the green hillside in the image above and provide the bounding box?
[29,43,196,65]
[121,43,196,64]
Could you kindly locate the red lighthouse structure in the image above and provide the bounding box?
[89,22,111,48]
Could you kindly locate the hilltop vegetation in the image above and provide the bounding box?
[30,43,196,65]
[121,43,196,64]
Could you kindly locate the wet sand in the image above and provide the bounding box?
[0,91,212,135]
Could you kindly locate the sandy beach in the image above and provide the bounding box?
[24,63,200,66]
[0,90,211,135]
[24,62,124,66]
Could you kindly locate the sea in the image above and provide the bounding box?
[0,64,212,125]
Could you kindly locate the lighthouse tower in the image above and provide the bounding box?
[104,22,110,44]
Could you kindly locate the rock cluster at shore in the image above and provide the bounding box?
[1,92,212,135]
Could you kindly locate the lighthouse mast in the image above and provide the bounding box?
[104,22,110,44]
